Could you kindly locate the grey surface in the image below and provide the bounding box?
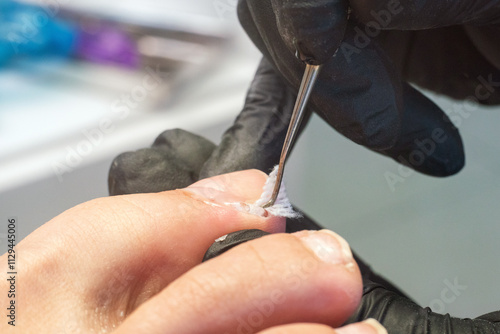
[285,97,500,318]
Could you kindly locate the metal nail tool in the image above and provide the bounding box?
[262,63,322,208]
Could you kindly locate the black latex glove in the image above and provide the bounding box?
[109,58,298,195]
[238,0,500,176]
[109,59,500,333]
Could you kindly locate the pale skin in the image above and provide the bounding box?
[0,170,385,334]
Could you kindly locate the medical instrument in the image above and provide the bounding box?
[262,63,322,208]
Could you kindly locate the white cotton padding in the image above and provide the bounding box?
[254,165,302,218]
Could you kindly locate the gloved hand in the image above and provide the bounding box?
[109,59,500,333]
[109,58,297,195]
[237,0,500,176]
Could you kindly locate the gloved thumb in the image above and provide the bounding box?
[270,0,349,64]
[108,129,216,195]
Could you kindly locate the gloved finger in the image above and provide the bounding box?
[378,83,465,177]
[465,25,500,71]
[376,27,500,104]
[346,276,500,333]
[108,129,216,195]
[239,0,404,150]
[203,225,414,303]
[258,320,387,334]
[350,0,500,28]
[203,229,271,262]
[270,0,349,64]
[241,0,465,176]
[115,230,362,334]
[200,57,311,178]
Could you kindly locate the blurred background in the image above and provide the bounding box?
[1,0,499,320]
